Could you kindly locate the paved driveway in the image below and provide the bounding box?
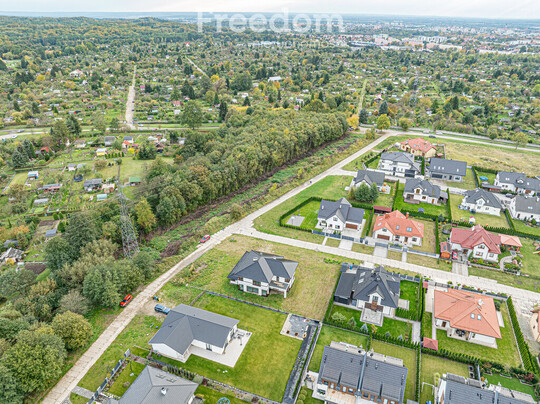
[339,239,353,250]
[373,245,388,258]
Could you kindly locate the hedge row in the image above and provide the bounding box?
[450,219,540,241]
[416,348,421,401]
[395,307,416,321]
[507,297,540,376]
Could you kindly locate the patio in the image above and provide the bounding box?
[186,329,251,368]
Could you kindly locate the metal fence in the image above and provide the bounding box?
[86,349,130,404]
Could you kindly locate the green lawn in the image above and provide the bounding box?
[194,384,247,404]
[513,219,540,237]
[162,293,301,402]
[449,195,510,228]
[352,242,375,254]
[436,304,521,367]
[468,266,540,292]
[370,341,417,402]
[413,219,438,253]
[407,254,453,272]
[485,372,537,398]
[108,361,146,397]
[394,185,448,217]
[400,281,420,319]
[69,393,89,404]
[308,325,369,372]
[162,235,342,320]
[446,168,479,191]
[283,200,321,230]
[299,387,324,404]
[373,181,396,208]
[422,312,433,340]
[329,304,412,340]
[325,238,341,248]
[519,241,540,277]
[419,354,470,404]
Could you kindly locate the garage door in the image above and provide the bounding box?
[345,223,358,230]
[377,234,390,241]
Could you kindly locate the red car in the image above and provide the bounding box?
[200,234,210,243]
[120,295,133,307]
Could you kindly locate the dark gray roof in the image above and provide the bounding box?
[335,264,401,308]
[353,170,385,187]
[428,158,467,176]
[497,171,540,192]
[119,366,197,404]
[84,178,102,186]
[149,304,238,355]
[381,152,416,165]
[318,198,365,224]
[513,195,540,215]
[45,229,57,237]
[442,374,535,404]
[403,178,441,199]
[464,189,503,210]
[318,345,408,403]
[228,250,298,283]
[3,240,18,248]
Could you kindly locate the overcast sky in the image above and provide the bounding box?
[1,0,539,19]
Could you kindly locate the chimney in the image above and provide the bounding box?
[406,212,409,218]
[161,387,168,396]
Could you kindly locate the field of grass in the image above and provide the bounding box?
[69,393,88,404]
[373,181,396,207]
[407,253,453,271]
[299,387,324,404]
[108,361,146,397]
[388,250,403,261]
[325,238,341,248]
[469,266,540,292]
[485,372,537,398]
[352,242,375,254]
[329,304,412,339]
[413,218,437,253]
[519,241,540,277]
[422,312,433,339]
[282,200,321,230]
[394,186,448,217]
[512,219,540,237]
[449,195,510,228]
[194,385,247,404]
[443,168,478,190]
[370,341,417,402]
[308,325,369,372]
[169,293,301,402]
[436,304,521,367]
[400,281,420,319]
[163,235,342,320]
[419,355,470,403]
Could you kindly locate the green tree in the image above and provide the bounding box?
[398,117,411,131]
[0,268,36,300]
[66,115,81,137]
[378,100,388,115]
[44,236,72,272]
[83,265,120,307]
[219,100,228,122]
[58,290,90,316]
[376,114,391,131]
[91,112,107,133]
[64,213,102,260]
[22,139,34,160]
[109,117,120,132]
[512,132,528,149]
[51,120,72,148]
[0,365,23,403]
[243,96,251,107]
[134,198,156,233]
[133,251,156,279]
[181,100,203,129]
[359,108,368,124]
[156,196,175,225]
[2,329,66,394]
[51,311,92,350]
[11,149,28,168]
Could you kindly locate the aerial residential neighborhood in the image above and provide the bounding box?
[0,6,539,404]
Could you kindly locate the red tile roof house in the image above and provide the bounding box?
[449,225,521,262]
[373,210,424,247]
[434,288,501,348]
[399,137,438,158]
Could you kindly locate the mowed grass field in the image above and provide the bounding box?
[162,235,343,320]
[419,355,470,403]
[449,194,510,228]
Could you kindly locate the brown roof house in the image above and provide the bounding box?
[434,288,502,348]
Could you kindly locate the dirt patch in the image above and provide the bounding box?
[25,262,47,274]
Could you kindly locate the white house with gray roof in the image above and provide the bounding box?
[509,195,540,223]
[403,178,447,205]
[107,366,197,404]
[313,341,408,404]
[351,169,391,194]
[334,264,400,317]
[228,250,297,298]
[427,158,467,182]
[460,188,503,216]
[437,373,536,404]
[378,152,420,178]
[317,198,365,232]
[495,171,540,196]
[149,304,239,363]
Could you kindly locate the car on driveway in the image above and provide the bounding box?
[200,234,210,243]
[154,304,170,314]
[120,295,133,307]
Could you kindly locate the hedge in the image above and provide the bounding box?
[507,297,540,376]
[416,347,421,401]
[395,307,416,321]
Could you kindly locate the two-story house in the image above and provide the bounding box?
[460,188,502,216]
[508,195,540,223]
[227,250,298,298]
[373,210,424,247]
[350,169,391,194]
[403,178,448,205]
[317,198,365,232]
[313,341,408,404]
[427,158,467,182]
[378,152,420,178]
[399,137,437,157]
[495,171,540,196]
[450,225,502,262]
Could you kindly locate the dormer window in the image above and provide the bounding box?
[406,227,412,232]
[478,314,481,321]
[471,313,475,319]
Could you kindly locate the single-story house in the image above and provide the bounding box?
[123,136,134,144]
[399,137,437,158]
[495,171,540,196]
[34,198,49,206]
[437,373,535,404]
[149,304,240,363]
[403,178,447,205]
[41,183,62,192]
[104,136,116,146]
[129,177,142,186]
[427,158,467,182]
[84,178,103,192]
[509,195,540,223]
[450,225,503,262]
[317,198,364,232]
[334,264,400,316]
[27,171,39,180]
[108,365,198,404]
[96,148,108,157]
[102,183,116,194]
[378,152,420,178]
[434,288,501,347]
[351,169,391,194]
[373,210,424,247]
[228,250,297,298]
[1,247,24,264]
[460,188,502,216]
[313,341,408,404]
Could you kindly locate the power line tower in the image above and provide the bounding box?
[116,166,139,259]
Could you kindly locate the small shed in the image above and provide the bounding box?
[439,241,452,260]
[129,176,142,186]
[34,198,49,206]
[97,194,107,201]
[373,205,392,214]
[45,229,57,238]
[28,171,39,180]
[423,337,438,351]
[96,148,108,157]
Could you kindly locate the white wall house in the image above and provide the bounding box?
[460,189,502,216]
[378,152,420,178]
[509,195,540,223]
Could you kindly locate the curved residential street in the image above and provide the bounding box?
[43,130,540,403]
